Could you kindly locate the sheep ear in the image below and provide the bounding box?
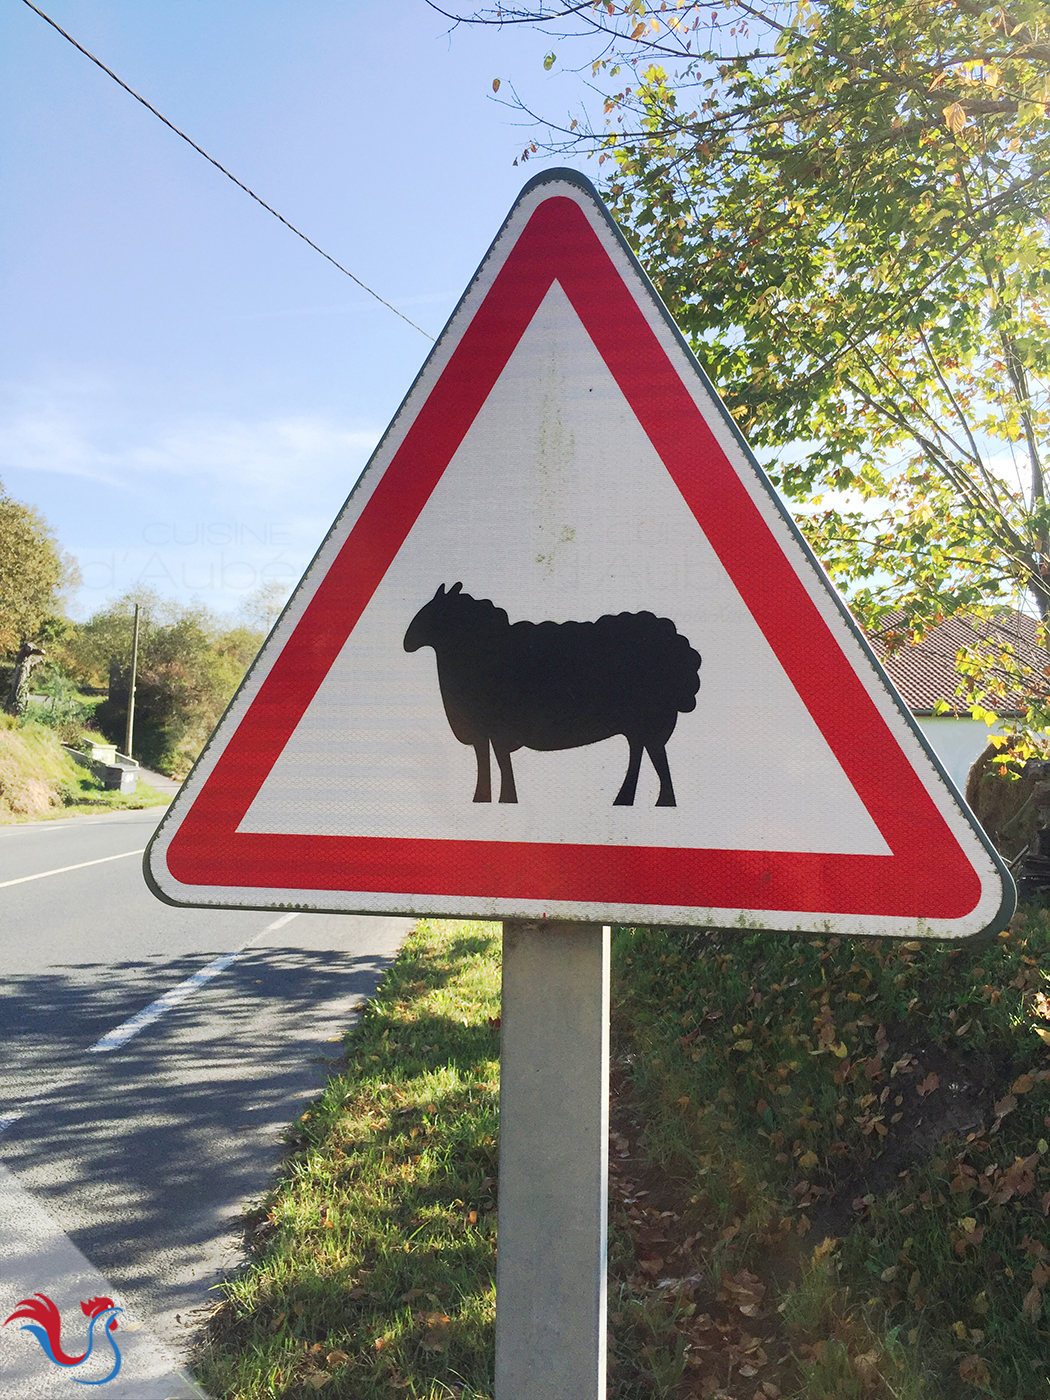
[434,583,445,597]
[450,581,463,595]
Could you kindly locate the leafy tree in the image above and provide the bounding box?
[238,580,291,635]
[69,591,264,773]
[452,0,1050,728]
[0,479,80,712]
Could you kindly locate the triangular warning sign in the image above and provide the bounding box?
[146,170,1012,939]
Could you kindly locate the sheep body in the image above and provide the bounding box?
[403,583,701,806]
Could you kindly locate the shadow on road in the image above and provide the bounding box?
[0,942,398,1317]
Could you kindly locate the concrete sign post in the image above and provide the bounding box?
[496,922,610,1400]
[145,169,1015,1400]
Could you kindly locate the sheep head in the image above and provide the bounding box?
[403,582,465,652]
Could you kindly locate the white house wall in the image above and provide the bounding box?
[915,717,1000,794]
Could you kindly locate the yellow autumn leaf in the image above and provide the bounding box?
[733,1039,753,1051]
[811,1236,839,1263]
[799,1150,819,1169]
[943,101,967,134]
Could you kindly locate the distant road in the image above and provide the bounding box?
[0,808,413,1363]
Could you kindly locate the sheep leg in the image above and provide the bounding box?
[493,743,518,803]
[646,741,677,808]
[614,739,644,806]
[472,741,492,803]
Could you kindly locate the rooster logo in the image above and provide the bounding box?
[3,1293,123,1385]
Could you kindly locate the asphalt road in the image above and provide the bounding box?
[0,807,413,1393]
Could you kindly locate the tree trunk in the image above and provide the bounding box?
[5,641,46,716]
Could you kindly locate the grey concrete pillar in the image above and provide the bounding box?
[495,919,610,1400]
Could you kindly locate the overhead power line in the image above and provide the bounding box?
[22,0,435,340]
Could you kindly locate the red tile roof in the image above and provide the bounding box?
[867,610,1047,716]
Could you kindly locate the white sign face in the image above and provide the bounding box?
[146,170,1013,939]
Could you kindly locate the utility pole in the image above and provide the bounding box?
[124,604,140,757]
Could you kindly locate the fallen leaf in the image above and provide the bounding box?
[1023,1284,1043,1322]
[994,1093,1018,1119]
[917,1072,940,1096]
[326,1350,349,1366]
[811,1237,839,1264]
[798,1150,819,1170]
[305,1376,330,1391]
[853,1351,879,1382]
[959,1353,990,1385]
[954,1224,984,1256]
[1012,1073,1036,1095]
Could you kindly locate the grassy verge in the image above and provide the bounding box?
[608,914,1050,1399]
[196,920,502,1400]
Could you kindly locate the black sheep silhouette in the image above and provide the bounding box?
[403,583,701,806]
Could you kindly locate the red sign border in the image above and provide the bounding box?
[158,182,992,920]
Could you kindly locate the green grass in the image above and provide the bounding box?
[197,913,1050,1400]
[196,920,502,1400]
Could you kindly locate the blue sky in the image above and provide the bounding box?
[1,1,589,620]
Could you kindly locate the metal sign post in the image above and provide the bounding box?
[495,921,610,1400]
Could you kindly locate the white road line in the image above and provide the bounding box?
[0,848,145,888]
[88,912,299,1054]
